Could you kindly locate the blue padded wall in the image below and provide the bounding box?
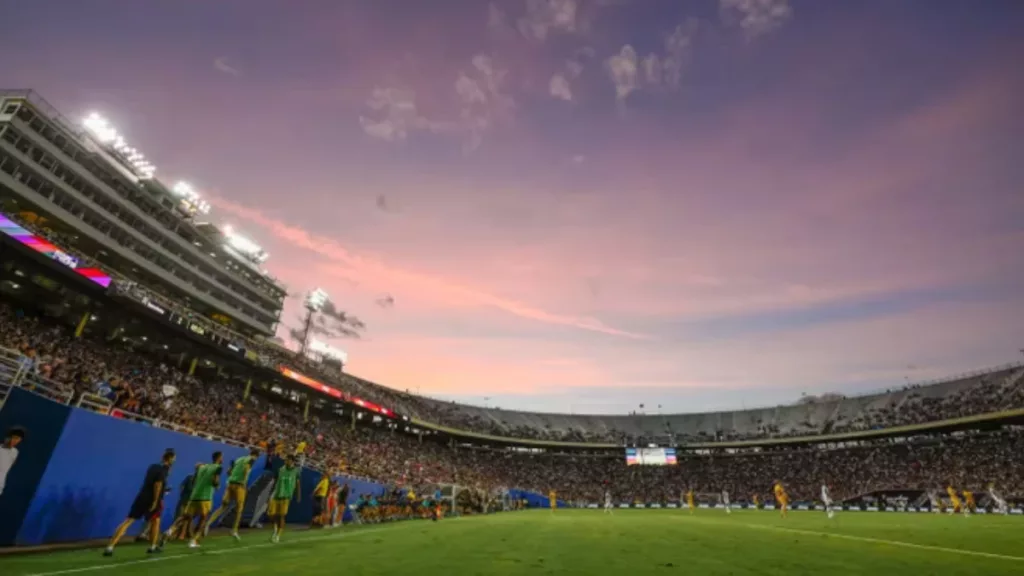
[0,389,71,546]
[16,408,250,545]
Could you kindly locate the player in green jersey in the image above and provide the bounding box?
[269,455,301,543]
[205,447,260,541]
[162,451,223,549]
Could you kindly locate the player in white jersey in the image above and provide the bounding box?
[604,490,613,514]
[988,483,1009,515]
[720,490,731,514]
[821,484,834,519]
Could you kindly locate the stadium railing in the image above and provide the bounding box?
[0,345,75,407]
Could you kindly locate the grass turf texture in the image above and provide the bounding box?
[2,510,1022,576]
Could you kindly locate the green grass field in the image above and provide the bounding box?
[2,510,1022,575]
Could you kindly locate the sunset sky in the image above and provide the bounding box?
[3,0,1023,414]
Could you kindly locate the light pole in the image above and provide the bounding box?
[298,288,329,357]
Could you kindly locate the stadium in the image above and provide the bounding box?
[0,89,1023,576]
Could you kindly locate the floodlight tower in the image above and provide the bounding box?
[298,288,329,357]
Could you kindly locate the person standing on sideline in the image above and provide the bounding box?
[0,427,25,498]
[269,455,301,543]
[104,449,175,556]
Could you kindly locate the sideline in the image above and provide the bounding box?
[21,526,391,576]
[679,514,1024,563]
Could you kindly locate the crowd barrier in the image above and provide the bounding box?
[0,387,390,547]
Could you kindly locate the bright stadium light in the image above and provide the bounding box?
[222,225,269,263]
[306,288,329,312]
[172,181,211,216]
[83,113,157,179]
[82,112,118,143]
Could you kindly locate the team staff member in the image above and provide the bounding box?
[0,426,25,497]
[269,455,301,543]
[206,448,260,540]
[104,449,175,556]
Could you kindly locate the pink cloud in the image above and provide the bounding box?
[211,198,648,340]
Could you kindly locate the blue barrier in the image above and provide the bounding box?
[0,397,420,547]
[15,408,251,545]
[0,389,71,546]
[509,488,560,508]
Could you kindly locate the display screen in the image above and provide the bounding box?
[625,447,677,466]
[277,366,395,418]
[0,214,112,288]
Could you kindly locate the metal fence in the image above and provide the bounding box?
[0,345,260,454]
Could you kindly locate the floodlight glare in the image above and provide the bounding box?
[306,288,329,312]
[82,112,118,143]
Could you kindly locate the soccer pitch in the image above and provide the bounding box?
[2,510,1022,576]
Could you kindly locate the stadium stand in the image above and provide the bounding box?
[2,302,1024,511]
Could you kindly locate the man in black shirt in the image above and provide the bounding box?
[104,449,175,556]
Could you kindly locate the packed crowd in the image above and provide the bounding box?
[2,301,1023,508]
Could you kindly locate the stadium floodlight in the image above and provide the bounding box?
[222,225,270,264]
[172,181,211,215]
[296,288,331,358]
[306,288,329,312]
[83,113,157,179]
[82,112,118,143]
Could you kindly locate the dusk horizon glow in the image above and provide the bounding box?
[3,0,1022,415]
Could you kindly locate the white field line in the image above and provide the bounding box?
[679,515,1024,563]
[23,526,390,576]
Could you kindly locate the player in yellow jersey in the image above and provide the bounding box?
[752,494,761,509]
[311,473,330,527]
[774,481,789,518]
[686,489,696,514]
[549,490,557,513]
[946,485,963,515]
[205,447,259,540]
[963,489,976,514]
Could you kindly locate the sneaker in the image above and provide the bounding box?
[188,540,201,549]
[147,547,161,555]
[103,548,114,557]
[231,532,241,542]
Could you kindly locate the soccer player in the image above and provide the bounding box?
[163,451,223,549]
[549,489,557,513]
[312,472,329,527]
[946,485,964,516]
[988,483,1009,515]
[721,490,731,515]
[269,455,301,543]
[774,481,789,518]
[821,483,834,519]
[205,447,259,540]
[604,489,613,514]
[963,489,976,514]
[104,449,175,556]
[752,493,761,510]
[684,489,696,514]
[0,426,25,498]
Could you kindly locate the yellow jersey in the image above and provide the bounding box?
[774,483,787,501]
[314,477,329,498]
